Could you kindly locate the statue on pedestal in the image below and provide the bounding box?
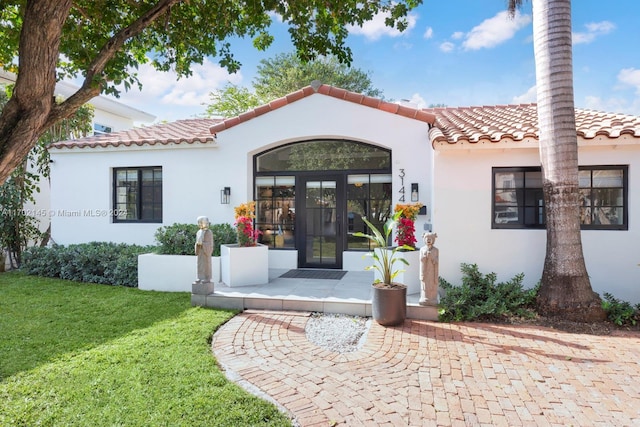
[194,216,213,284]
[419,232,439,306]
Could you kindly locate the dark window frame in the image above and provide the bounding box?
[492,165,628,230]
[113,166,163,223]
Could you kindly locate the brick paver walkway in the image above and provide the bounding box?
[212,310,640,426]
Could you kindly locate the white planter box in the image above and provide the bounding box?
[373,248,421,295]
[138,253,221,292]
[221,244,269,287]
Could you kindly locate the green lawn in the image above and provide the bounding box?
[0,272,292,426]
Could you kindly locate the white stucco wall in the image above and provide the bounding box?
[50,142,237,245]
[50,94,433,252]
[433,139,640,303]
[29,91,154,243]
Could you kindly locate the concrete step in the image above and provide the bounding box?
[192,292,439,321]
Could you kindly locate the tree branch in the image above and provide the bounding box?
[47,0,182,127]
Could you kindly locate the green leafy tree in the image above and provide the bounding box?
[204,83,263,118]
[507,0,605,320]
[0,0,420,184]
[206,52,384,117]
[0,84,93,268]
[253,53,383,101]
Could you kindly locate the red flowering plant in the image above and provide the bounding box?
[394,203,423,249]
[233,201,262,247]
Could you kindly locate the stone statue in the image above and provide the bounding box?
[194,216,214,284]
[419,232,439,306]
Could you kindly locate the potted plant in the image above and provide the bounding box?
[354,211,413,326]
[390,203,423,294]
[221,201,268,286]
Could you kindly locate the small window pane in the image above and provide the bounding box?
[495,209,519,224]
[592,207,623,225]
[495,172,523,188]
[593,188,623,206]
[525,171,542,187]
[593,170,623,187]
[579,170,591,187]
[495,189,517,207]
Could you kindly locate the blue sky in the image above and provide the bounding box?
[114,0,640,123]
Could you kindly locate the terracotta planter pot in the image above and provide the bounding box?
[371,283,407,326]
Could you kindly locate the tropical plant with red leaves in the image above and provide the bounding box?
[233,202,262,247]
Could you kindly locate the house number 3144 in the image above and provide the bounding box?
[398,169,406,202]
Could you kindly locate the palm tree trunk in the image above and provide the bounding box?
[532,0,605,321]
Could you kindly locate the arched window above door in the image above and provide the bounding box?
[256,139,391,172]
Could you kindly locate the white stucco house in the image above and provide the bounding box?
[48,82,640,303]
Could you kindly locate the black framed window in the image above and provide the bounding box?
[346,174,392,250]
[113,167,162,223]
[579,166,627,229]
[256,176,296,249]
[492,166,627,230]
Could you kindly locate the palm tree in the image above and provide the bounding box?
[508,0,605,321]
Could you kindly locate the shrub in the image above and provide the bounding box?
[601,293,640,326]
[210,223,237,256]
[154,222,237,256]
[21,246,63,277]
[21,242,152,287]
[154,223,200,255]
[438,263,538,322]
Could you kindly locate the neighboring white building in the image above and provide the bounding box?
[48,83,640,303]
[0,70,156,134]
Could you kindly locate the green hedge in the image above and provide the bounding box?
[20,223,238,287]
[21,242,153,287]
[154,223,237,257]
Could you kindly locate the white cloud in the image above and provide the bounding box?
[462,11,531,51]
[573,21,616,45]
[423,27,433,39]
[395,93,426,109]
[439,42,455,53]
[582,94,639,115]
[115,58,243,119]
[348,11,417,41]
[408,93,427,108]
[512,85,537,104]
[618,68,640,94]
[451,31,464,40]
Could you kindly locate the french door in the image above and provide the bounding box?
[297,175,345,269]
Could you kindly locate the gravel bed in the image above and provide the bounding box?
[305,313,371,353]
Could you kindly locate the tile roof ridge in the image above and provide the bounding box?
[209,83,436,134]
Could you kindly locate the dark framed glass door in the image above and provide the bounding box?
[297,175,345,269]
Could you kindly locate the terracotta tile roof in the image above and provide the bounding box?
[209,82,437,134]
[427,104,640,146]
[50,118,221,149]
